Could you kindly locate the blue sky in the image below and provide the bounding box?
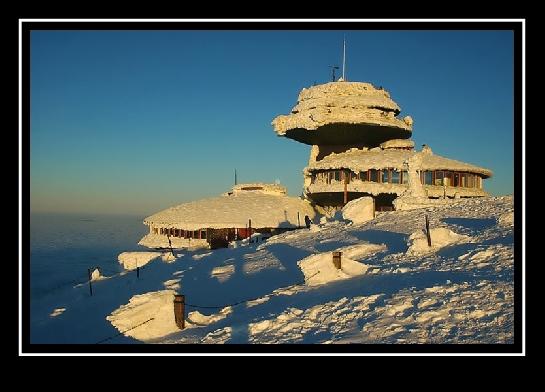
[30,29,514,215]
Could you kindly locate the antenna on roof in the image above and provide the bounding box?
[234,169,237,185]
[329,65,339,82]
[342,36,346,81]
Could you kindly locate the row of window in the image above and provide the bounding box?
[153,227,207,239]
[420,171,482,188]
[312,169,409,185]
[311,169,483,188]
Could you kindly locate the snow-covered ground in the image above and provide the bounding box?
[30,196,515,345]
[117,252,162,270]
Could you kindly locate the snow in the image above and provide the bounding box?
[32,195,514,345]
[161,253,176,262]
[49,308,66,317]
[307,148,492,177]
[143,188,316,231]
[187,307,232,326]
[380,139,415,149]
[272,81,412,135]
[298,243,387,286]
[91,268,102,281]
[498,211,514,227]
[138,234,208,249]
[342,196,374,224]
[117,251,162,270]
[106,290,179,342]
[163,279,181,290]
[107,289,234,341]
[211,265,235,282]
[406,227,470,256]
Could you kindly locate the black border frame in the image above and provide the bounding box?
[21,19,524,355]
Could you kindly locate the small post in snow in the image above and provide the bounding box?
[332,251,342,269]
[343,171,348,205]
[248,219,252,243]
[174,294,185,329]
[425,215,432,247]
[87,268,93,296]
[297,212,301,228]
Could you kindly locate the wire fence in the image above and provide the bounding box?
[95,317,155,344]
[184,270,321,310]
[92,270,321,343]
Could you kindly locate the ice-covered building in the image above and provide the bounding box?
[139,183,316,249]
[272,81,492,212]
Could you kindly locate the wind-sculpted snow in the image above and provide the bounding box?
[31,196,515,345]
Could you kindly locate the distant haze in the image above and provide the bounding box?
[30,29,515,215]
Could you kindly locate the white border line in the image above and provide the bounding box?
[20,18,525,356]
[19,18,526,22]
[521,20,526,356]
[18,18,23,357]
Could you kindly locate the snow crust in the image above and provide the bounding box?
[406,227,470,256]
[342,196,374,224]
[298,243,386,286]
[117,252,161,270]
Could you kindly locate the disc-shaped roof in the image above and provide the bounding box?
[272,81,413,146]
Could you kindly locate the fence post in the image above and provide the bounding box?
[87,268,93,296]
[332,251,342,269]
[248,219,252,243]
[174,294,185,329]
[343,171,348,205]
[425,215,432,247]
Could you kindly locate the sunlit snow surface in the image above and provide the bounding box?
[30,196,514,344]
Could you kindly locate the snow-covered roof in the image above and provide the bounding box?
[307,149,493,177]
[380,139,415,149]
[143,189,316,230]
[271,81,413,145]
[227,183,287,196]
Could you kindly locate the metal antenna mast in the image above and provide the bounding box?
[342,36,346,80]
[329,65,339,82]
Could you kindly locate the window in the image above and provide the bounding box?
[194,230,199,239]
[444,171,452,187]
[401,171,408,184]
[201,230,207,239]
[425,171,433,185]
[435,171,444,186]
[351,171,358,182]
[360,171,368,181]
[391,170,400,184]
[343,171,350,184]
[369,169,379,182]
[334,171,341,182]
[453,172,460,187]
[421,171,433,185]
[382,169,390,183]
